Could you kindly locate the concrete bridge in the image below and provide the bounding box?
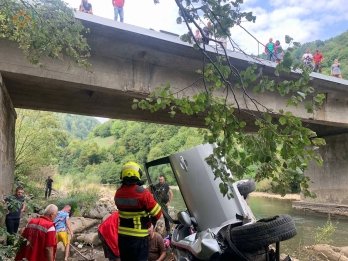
[1,12,348,204]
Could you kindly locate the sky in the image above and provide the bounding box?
[66,0,348,55]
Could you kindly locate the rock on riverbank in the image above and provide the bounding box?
[303,244,348,260]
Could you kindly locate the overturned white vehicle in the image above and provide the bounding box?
[145,144,296,261]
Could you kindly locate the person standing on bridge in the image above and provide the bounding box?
[274,40,284,64]
[313,49,324,73]
[112,0,125,22]
[331,59,342,78]
[265,38,275,61]
[79,0,93,14]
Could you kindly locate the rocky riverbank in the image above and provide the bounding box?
[250,192,301,201]
[292,201,348,217]
[250,192,348,218]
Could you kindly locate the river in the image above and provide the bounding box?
[248,196,348,255]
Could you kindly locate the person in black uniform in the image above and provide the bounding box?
[154,175,173,236]
[45,176,53,199]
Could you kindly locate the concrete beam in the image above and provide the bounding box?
[305,133,348,204]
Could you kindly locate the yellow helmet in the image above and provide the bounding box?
[121,161,143,180]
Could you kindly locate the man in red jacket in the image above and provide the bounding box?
[313,49,324,73]
[98,211,120,261]
[112,0,125,22]
[15,204,58,261]
[115,161,162,261]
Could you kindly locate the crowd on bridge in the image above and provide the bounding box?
[3,162,175,261]
[265,38,343,78]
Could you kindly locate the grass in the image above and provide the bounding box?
[90,136,115,149]
[49,173,102,216]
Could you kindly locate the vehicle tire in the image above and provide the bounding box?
[229,215,297,251]
[237,179,256,198]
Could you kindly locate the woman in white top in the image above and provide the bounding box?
[331,59,342,78]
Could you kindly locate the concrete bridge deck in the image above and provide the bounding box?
[0,12,348,136]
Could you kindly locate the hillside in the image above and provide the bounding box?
[292,30,348,77]
[58,114,100,139]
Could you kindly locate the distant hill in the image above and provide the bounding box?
[59,114,100,139]
[292,30,348,77]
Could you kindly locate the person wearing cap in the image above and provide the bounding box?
[114,161,162,261]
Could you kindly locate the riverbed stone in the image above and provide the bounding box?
[76,232,101,246]
[70,217,99,233]
[307,244,348,261]
[84,197,116,219]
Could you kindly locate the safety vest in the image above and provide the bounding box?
[115,184,162,237]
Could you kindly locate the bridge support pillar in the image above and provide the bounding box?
[305,133,348,204]
[0,74,16,197]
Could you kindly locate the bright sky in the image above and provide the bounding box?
[66,0,348,55]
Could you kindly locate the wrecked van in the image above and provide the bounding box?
[145,144,296,261]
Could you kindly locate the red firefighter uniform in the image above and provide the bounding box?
[115,184,162,237]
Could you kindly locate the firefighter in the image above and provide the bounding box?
[115,161,162,261]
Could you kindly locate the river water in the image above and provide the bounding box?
[248,196,348,255]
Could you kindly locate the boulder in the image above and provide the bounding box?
[70,217,99,233]
[84,197,116,219]
[76,232,101,246]
[306,244,348,261]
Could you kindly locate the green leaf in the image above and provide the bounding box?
[279,116,286,125]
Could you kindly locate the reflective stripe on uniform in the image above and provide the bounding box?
[133,217,141,230]
[119,210,147,218]
[27,223,49,233]
[118,226,149,237]
[115,198,139,206]
[149,203,161,216]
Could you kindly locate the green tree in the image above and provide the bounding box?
[59,114,100,139]
[15,109,69,176]
[0,0,90,65]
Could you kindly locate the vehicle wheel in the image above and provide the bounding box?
[237,179,256,198]
[230,215,297,251]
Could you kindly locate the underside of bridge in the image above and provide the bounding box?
[2,71,348,137]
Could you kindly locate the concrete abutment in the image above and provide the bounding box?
[0,74,16,197]
[305,133,348,205]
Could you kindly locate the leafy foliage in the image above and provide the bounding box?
[59,114,100,139]
[15,109,69,177]
[0,0,90,65]
[58,119,203,185]
[133,0,327,197]
[314,216,337,244]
